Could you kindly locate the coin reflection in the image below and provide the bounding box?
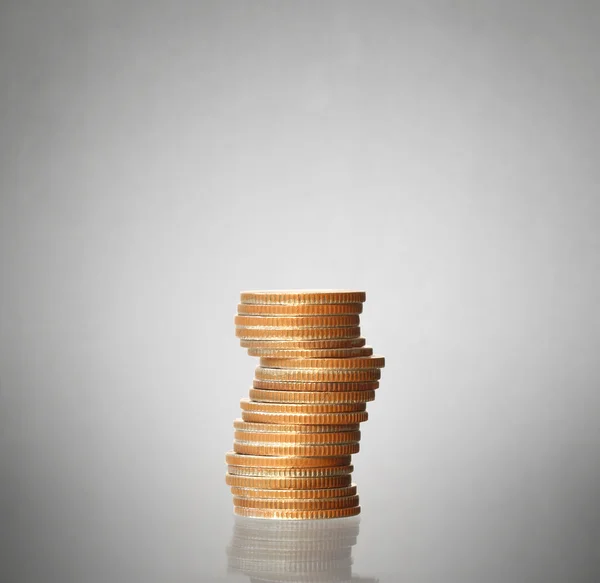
[226,516,378,582]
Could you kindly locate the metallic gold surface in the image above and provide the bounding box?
[225,451,352,468]
[246,346,373,358]
[237,302,363,316]
[240,290,366,305]
[233,494,359,510]
[235,314,360,328]
[225,474,353,490]
[236,326,360,340]
[241,410,369,425]
[239,337,366,349]
[255,366,380,382]
[233,506,361,519]
[226,464,354,477]
[233,419,360,433]
[229,484,357,499]
[239,398,366,414]
[259,355,386,370]
[248,388,376,404]
[234,429,361,444]
[233,441,360,456]
[252,379,379,392]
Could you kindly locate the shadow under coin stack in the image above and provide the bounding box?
[225,290,385,519]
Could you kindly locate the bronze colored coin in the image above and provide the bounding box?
[233,494,359,511]
[230,484,357,499]
[240,290,366,305]
[241,410,369,425]
[225,474,352,490]
[259,355,386,370]
[240,398,366,414]
[225,451,351,468]
[249,388,376,404]
[246,346,373,358]
[237,303,363,316]
[239,337,366,349]
[233,441,360,456]
[236,327,360,340]
[235,314,360,328]
[227,464,354,477]
[233,419,360,433]
[252,379,379,392]
[233,506,361,519]
[255,366,380,382]
[234,429,361,444]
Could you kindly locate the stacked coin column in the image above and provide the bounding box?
[225,290,385,520]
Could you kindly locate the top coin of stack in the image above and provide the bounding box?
[227,290,385,519]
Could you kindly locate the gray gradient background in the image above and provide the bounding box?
[1,1,599,582]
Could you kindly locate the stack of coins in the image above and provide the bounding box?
[225,290,385,520]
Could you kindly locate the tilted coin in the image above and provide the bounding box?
[249,388,376,404]
[225,474,353,489]
[246,346,373,358]
[240,290,366,305]
[227,464,354,477]
[241,410,369,425]
[236,326,360,340]
[252,379,379,392]
[233,494,359,510]
[233,506,361,519]
[233,419,360,433]
[235,314,360,328]
[234,429,361,444]
[237,302,363,316]
[225,451,351,468]
[233,441,359,456]
[255,366,380,382]
[239,398,366,414]
[259,355,386,370]
[239,337,366,349]
[229,484,357,499]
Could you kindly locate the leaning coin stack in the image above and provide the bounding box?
[225,290,385,520]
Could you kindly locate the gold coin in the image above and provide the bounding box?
[234,430,361,444]
[239,337,366,349]
[233,441,360,456]
[255,366,380,382]
[237,303,363,316]
[227,464,354,477]
[235,314,360,328]
[259,355,385,370]
[252,379,379,392]
[230,484,357,499]
[233,419,360,433]
[241,410,368,425]
[225,451,351,468]
[233,494,359,510]
[240,290,366,305]
[236,327,360,340]
[233,506,361,519]
[246,346,373,358]
[249,388,376,404]
[225,474,353,489]
[240,398,366,414]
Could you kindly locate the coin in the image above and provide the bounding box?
[249,388,376,404]
[233,441,360,456]
[255,366,380,382]
[225,451,352,468]
[237,303,363,316]
[233,506,361,519]
[252,379,379,392]
[234,430,361,444]
[259,355,386,370]
[230,484,357,499]
[240,291,366,305]
[227,464,354,477]
[246,346,373,358]
[233,494,359,510]
[235,314,360,328]
[239,337,366,349]
[236,327,361,340]
[233,419,360,433]
[240,398,366,414]
[241,410,369,425]
[225,474,353,489]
